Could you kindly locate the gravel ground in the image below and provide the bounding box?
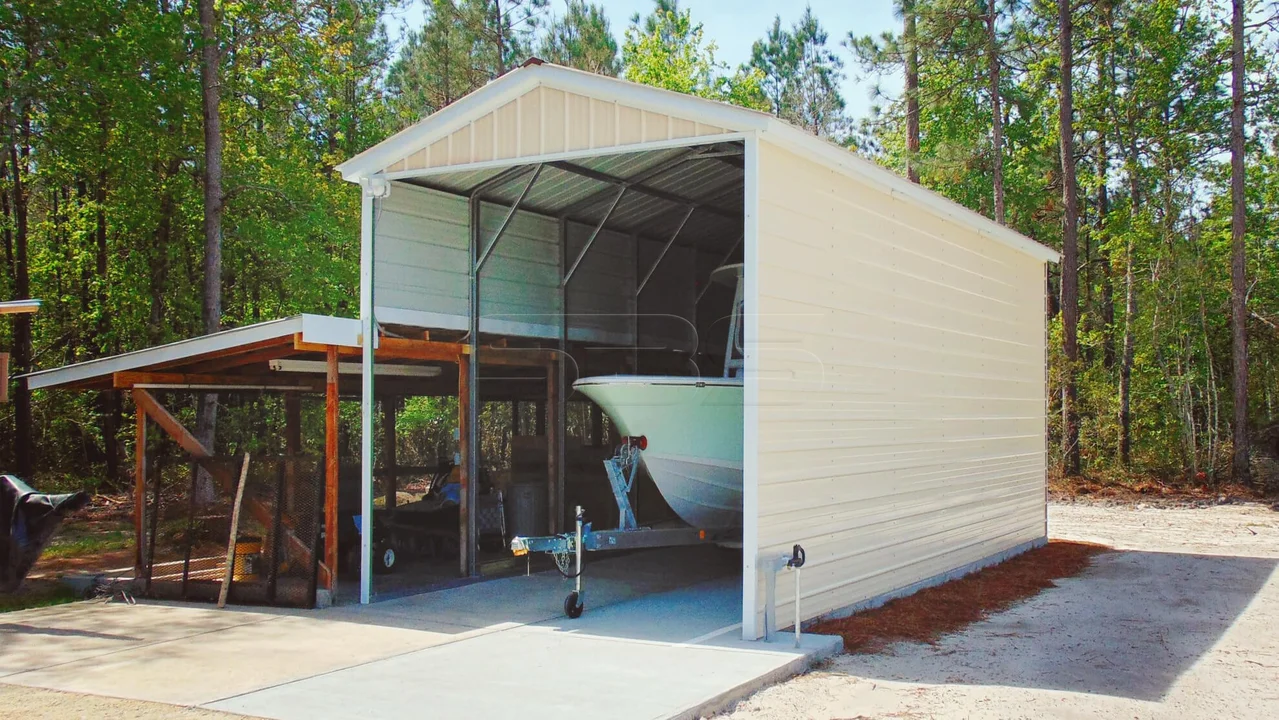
[720,501,1279,719]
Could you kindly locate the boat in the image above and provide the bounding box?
[572,265,745,529]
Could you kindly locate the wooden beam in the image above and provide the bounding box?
[186,345,301,374]
[132,388,208,457]
[457,356,472,577]
[295,337,463,363]
[149,336,295,372]
[134,401,146,576]
[383,398,397,511]
[325,346,340,591]
[293,336,555,367]
[114,371,322,391]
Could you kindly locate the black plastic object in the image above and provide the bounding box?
[788,544,806,569]
[564,590,584,618]
[1,475,90,592]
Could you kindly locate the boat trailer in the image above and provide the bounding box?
[510,437,739,618]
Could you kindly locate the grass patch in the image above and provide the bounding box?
[811,540,1109,654]
[41,520,132,560]
[0,580,81,613]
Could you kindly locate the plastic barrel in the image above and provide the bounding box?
[506,482,548,538]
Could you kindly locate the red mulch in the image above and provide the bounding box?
[811,540,1109,654]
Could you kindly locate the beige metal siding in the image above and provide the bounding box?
[382,86,727,175]
[751,141,1047,635]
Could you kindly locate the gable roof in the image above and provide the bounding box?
[338,63,1059,264]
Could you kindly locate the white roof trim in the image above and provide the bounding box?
[24,314,362,390]
[338,62,1058,265]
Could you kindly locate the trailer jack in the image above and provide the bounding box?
[510,441,739,619]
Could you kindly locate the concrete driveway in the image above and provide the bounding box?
[0,546,838,720]
[723,501,1279,719]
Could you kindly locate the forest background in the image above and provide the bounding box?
[2,0,1277,494]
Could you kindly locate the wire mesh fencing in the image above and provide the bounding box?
[139,454,324,608]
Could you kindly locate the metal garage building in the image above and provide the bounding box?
[337,60,1060,640]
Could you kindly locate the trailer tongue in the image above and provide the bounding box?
[509,439,739,619]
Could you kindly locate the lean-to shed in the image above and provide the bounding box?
[336,61,1059,639]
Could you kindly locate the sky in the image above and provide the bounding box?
[386,0,905,121]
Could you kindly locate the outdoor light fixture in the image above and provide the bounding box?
[0,299,41,315]
[268,359,442,378]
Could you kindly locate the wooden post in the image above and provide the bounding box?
[218,453,252,609]
[324,346,339,591]
[134,399,146,576]
[546,361,563,534]
[284,393,301,512]
[535,399,546,436]
[383,398,397,511]
[589,403,603,447]
[457,356,472,577]
[511,399,520,436]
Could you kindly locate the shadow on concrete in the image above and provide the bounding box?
[832,550,1277,702]
[0,623,141,642]
[309,545,742,643]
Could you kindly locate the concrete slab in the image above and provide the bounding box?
[0,603,278,678]
[1,546,838,719]
[7,614,457,706]
[207,576,839,720]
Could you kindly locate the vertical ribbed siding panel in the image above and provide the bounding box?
[751,140,1047,633]
[375,182,562,333]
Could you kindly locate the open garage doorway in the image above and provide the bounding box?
[358,135,748,618]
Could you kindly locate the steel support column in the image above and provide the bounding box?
[465,194,481,577]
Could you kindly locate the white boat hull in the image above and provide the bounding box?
[573,376,743,529]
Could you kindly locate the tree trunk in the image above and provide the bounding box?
[493,1,505,74]
[1058,0,1081,476]
[93,167,122,488]
[1097,141,1115,369]
[1229,0,1250,485]
[196,0,223,502]
[986,0,1004,224]
[8,138,33,479]
[1119,135,1139,466]
[904,0,920,184]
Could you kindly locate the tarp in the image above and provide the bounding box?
[1,474,89,592]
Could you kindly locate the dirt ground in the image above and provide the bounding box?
[0,685,253,720]
[720,500,1279,719]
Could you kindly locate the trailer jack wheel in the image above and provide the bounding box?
[564,591,584,619]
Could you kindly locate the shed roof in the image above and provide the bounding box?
[22,315,361,391]
[339,62,1059,265]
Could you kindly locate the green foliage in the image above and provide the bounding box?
[747,7,848,137]
[852,0,1279,482]
[620,3,768,111]
[537,1,619,76]
[3,0,1277,491]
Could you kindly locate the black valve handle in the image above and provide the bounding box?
[788,544,806,569]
